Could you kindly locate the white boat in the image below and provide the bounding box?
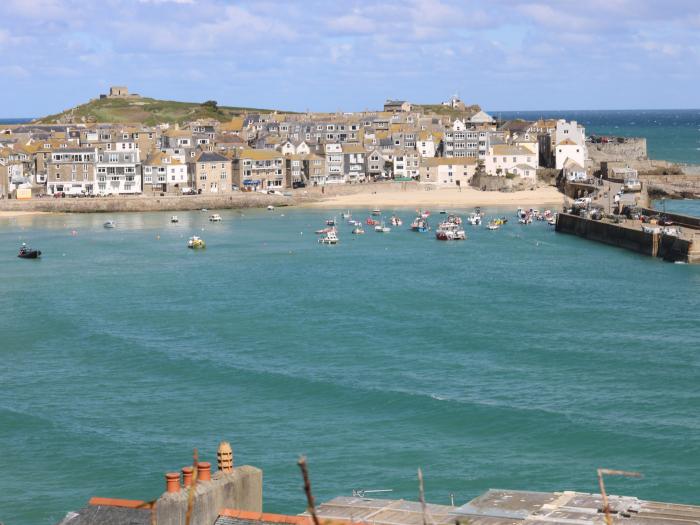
[436,221,466,240]
[371,208,382,216]
[466,213,481,226]
[352,226,365,234]
[341,211,352,219]
[375,223,391,233]
[103,220,116,229]
[390,215,403,226]
[486,221,500,230]
[170,215,179,223]
[187,236,206,249]
[209,214,222,222]
[267,205,274,211]
[318,230,339,244]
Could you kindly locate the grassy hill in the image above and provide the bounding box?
[414,103,481,119]
[35,97,287,126]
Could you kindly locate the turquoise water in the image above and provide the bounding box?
[1,204,700,525]
[498,109,700,165]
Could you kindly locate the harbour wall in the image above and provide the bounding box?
[555,213,697,263]
[587,138,647,163]
[0,192,317,214]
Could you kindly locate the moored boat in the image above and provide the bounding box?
[325,217,336,226]
[103,220,116,229]
[411,217,429,232]
[18,244,41,259]
[390,215,403,226]
[267,205,274,211]
[371,208,381,216]
[209,214,222,222]
[366,217,378,226]
[486,221,500,230]
[170,215,179,223]
[466,212,481,226]
[352,225,365,234]
[375,222,391,233]
[435,221,466,241]
[318,230,339,244]
[187,236,206,249]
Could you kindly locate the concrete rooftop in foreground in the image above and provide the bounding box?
[303,490,700,525]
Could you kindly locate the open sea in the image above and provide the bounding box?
[1,200,700,525]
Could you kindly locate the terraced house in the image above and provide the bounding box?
[96,139,141,194]
[143,151,189,194]
[46,147,98,196]
[232,149,285,190]
[192,151,232,194]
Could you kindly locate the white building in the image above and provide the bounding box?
[143,152,188,193]
[555,138,586,170]
[419,157,477,187]
[563,158,587,182]
[470,110,494,124]
[324,143,344,184]
[485,144,538,181]
[96,140,141,194]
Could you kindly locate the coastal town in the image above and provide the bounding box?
[0,87,592,199]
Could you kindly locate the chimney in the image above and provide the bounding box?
[165,472,181,493]
[217,441,233,472]
[197,462,211,482]
[182,466,193,487]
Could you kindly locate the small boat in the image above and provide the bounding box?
[411,217,429,232]
[103,220,116,229]
[439,210,447,214]
[466,213,481,226]
[366,217,378,226]
[187,236,206,249]
[486,221,500,230]
[390,215,403,226]
[201,208,208,212]
[318,230,339,244]
[436,222,466,241]
[547,213,558,226]
[209,214,222,222]
[352,226,365,234]
[371,208,382,216]
[170,215,179,223]
[375,223,391,233]
[418,209,431,219]
[267,205,274,211]
[315,227,333,235]
[18,244,41,259]
[341,211,352,219]
[325,218,336,226]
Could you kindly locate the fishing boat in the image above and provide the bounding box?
[187,236,206,249]
[410,217,429,232]
[325,218,336,226]
[170,215,179,223]
[435,221,466,241]
[439,210,447,214]
[371,208,382,216]
[390,215,403,226]
[209,214,222,222]
[374,222,391,233]
[547,213,558,226]
[419,209,431,219]
[267,205,274,211]
[315,227,333,234]
[446,214,462,225]
[366,217,378,226]
[17,244,41,259]
[352,225,365,234]
[318,230,339,244]
[103,220,116,229]
[486,221,500,230]
[466,212,481,226]
[341,211,352,219]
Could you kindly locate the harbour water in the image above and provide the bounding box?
[1,204,699,525]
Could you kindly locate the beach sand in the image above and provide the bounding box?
[0,211,49,218]
[305,186,566,210]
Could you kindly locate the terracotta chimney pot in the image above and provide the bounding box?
[165,472,181,493]
[182,466,193,487]
[197,461,211,482]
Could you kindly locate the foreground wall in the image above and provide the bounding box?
[555,213,695,263]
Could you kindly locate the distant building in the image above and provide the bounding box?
[384,100,412,113]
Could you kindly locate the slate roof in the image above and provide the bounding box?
[55,505,152,525]
[197,151,230,163]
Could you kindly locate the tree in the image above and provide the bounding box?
[202,100,218,110]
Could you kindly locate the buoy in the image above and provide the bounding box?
[156,235,160,240]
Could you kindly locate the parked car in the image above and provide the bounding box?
[292,181,306,189]
[658,216,674,226]
[574,197,591,207]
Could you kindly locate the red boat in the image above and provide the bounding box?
[366,217,378,226]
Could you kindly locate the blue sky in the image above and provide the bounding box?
[1,0,699,116]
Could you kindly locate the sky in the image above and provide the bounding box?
[1,0,699,116]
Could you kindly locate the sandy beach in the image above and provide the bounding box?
[305,185,566,210]
[0,210,49,218]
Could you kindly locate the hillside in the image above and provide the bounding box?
[35,96,287,126]
[413,103,482,119]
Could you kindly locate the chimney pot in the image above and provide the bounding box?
[165,472,181,493]
[217,441,234,472]
[197,461,211,482]
[182,466,193,487]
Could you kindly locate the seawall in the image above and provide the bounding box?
[555,213,699,263]
[0,192,318,214]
